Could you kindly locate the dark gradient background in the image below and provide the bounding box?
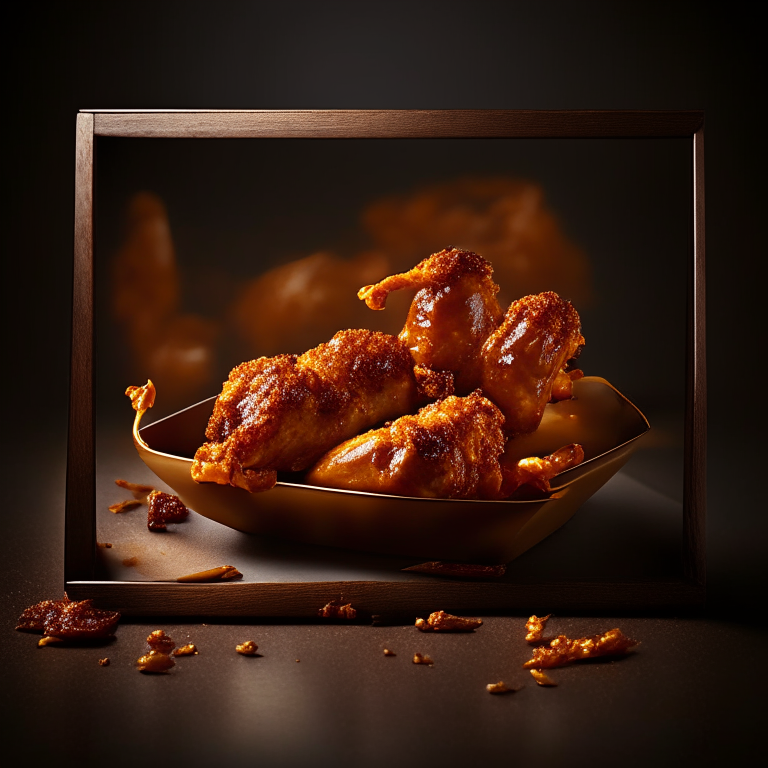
[4,2,764,766]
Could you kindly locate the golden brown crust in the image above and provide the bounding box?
[305,391,505,500]
[193,329,419,493]
[358,247,496,309]
[360,248,503,394]
[481,292,584,435]
[413,364,455,400]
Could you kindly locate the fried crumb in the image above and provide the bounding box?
[236,641,259,656]
[415,610,483,632]
[403,562,506,579]
[126,380,156,413]
[525,614,552,644]
[295,659,300,663]
[413,653,434,665]
[147,630,176,653]
[530,669,557,686]
[486,681,517,694]
[137,650,175,673]
[147,490,189,532]
[109,499,142,514]
[172,644,198,657]
[502,444,585,498]
[98,658,110,666]
[523,629,638,669]
[383,648,396,656]
[318,600,357,619]
[115,478,156,498]
[176,565,243,583]
[122,556,139,567]
[17,595,120,640]
[17,598,71,632]
[38,636,63,647]
[97,542,113,549]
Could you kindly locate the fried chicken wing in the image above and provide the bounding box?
[192,330,420,493]
[359,248,503,394]
[481,292,584,436]
[305,390,505,499]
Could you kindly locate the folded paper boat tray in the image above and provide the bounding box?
[134,377,649,564]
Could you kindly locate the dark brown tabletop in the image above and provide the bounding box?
[3,427,766,767]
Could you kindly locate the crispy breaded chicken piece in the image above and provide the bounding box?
[359,251,584,436]
[305,391,506,499]
[481,292,584,436]
[358,248,503,394]
[192,330,420,493]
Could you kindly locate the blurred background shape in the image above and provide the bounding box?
[361,177,592,309]
[230,250,393,357]
[110,192,219,408]
[107,175,592,412]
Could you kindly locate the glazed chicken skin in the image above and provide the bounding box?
[358,248,503,394]
[481,292,584,436]
[359,249,584,436]
[192,330,420,493]
[305,390,506,500]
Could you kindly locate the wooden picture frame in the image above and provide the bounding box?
[66,110,706,616]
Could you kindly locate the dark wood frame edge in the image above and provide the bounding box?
[66,109,706,614]
[86,109,704,138]
[66,112,95,582]
[65,580,705,617]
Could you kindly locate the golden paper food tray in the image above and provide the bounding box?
[134,377,649,563]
